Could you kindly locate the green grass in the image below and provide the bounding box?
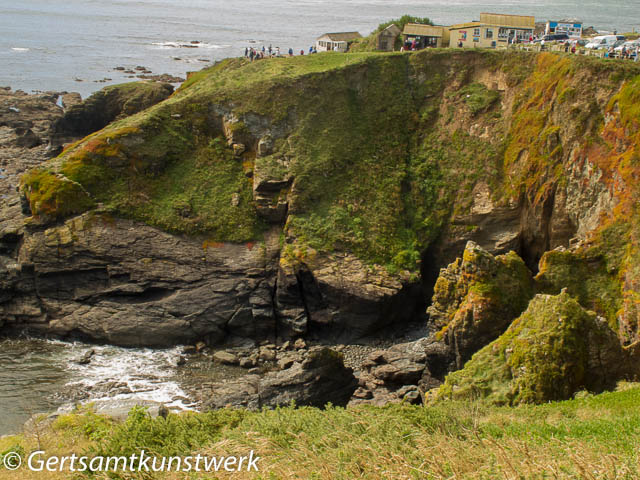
[458,82,501,116]
[4,385,640,479]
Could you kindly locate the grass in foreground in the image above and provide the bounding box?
[2,383,640,479]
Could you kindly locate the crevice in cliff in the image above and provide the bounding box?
[518,185,558,273]
[99,287,176,304]
[271,269,280,341]
[420,241,444,312]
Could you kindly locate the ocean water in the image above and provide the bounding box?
[0,338,241,435]
[0,0,638,97]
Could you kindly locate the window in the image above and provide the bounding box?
[474,28,480,37]
[485,28,493,39]
[498,27,509,39]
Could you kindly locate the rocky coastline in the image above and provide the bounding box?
[3,49,640,413]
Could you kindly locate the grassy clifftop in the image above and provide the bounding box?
[20,50,640,277]
[3,384,640,479]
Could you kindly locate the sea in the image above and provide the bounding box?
[0,0,638,97]
[0,0,638,435]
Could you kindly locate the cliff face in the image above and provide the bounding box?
[4,50,640,348]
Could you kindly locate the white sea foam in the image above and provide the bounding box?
[66,345,195,410]
[151,41,229,50]
[11,47,29,52]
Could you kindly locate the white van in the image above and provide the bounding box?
[585,35,626,49]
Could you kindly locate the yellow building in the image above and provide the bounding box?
[449,13,535,48]
[402,24,451,49]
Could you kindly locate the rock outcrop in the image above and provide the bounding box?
[436,292,634,405]
[203,347,357,409]
[2,213,280,347]
[427,242,534,369]
[49,81,174,152]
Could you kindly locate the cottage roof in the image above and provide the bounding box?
[403,24,444,37]
[317,32,362,42]
[479,13,535,29]
[448,22,482,31]
[381,24,401,35]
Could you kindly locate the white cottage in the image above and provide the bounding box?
[315,32,362,53]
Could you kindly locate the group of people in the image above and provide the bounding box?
[244,45,280,60]
[604,45,640,61]
[243,44,318,61]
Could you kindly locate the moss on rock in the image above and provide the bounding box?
[535,246,624,333]
[437,292,630,405]
[20,168,94,221]
[428,242,534,368]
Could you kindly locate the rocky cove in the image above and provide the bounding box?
[3,49,640,427]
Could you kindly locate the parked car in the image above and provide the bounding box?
[585,35,626,49]
[569,39,588,47]
[534,33,570,43]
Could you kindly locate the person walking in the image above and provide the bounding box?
[288,47,293,56]
[244,47,248,57]
[276,46,280,57]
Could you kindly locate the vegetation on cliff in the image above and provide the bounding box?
[437,292,630,405]
[18,48,640,303]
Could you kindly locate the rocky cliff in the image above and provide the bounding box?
[4,50,640,361]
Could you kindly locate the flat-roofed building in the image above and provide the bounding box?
[316,32,362,53]
[546,19,583,38]
[449,13,535,48]
[402,24,450,49]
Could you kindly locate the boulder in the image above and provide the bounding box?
[204,347,357,409]
[76,349,95,365]
[213,351,239,365]
[352,340,434,406]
